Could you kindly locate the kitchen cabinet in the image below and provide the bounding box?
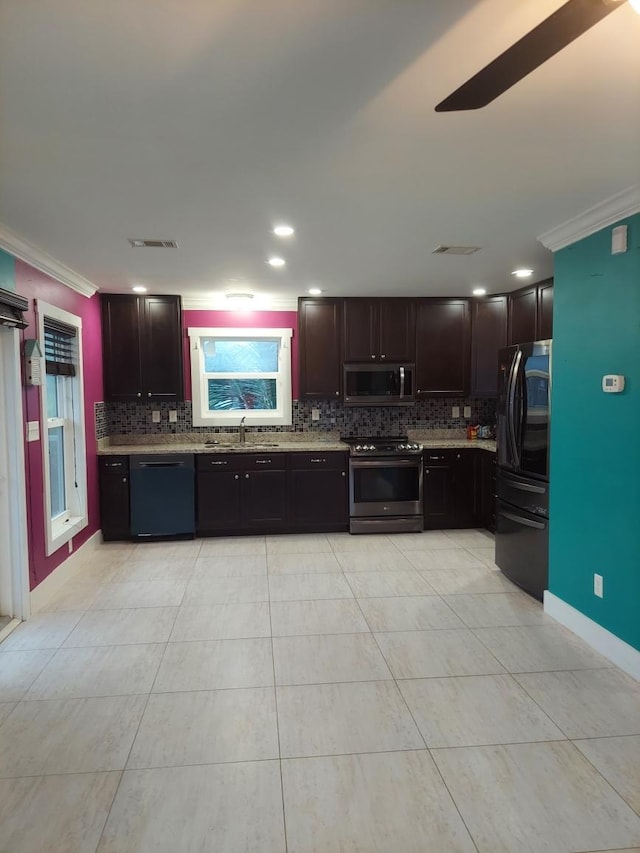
[415,299,470,396]
[479,450,497,533]
[508,286,537,346]
[196,453,287,533]
[101,294,184,403]
[298,298,342,400]
[470,296,508,396]
[343,298,415,363]
[99,456,131,541]
[423,448,481,529]
[287,452,348,530]
[537,279,553,339]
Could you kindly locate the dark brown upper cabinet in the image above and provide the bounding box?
[298,298,342,400]
[470,295,508,396]
[537,279,553,340]
[102,294,184,403]
[415,299,470,396]
[343,298,415,363]
[508,285,537,346]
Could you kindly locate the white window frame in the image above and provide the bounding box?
[37,301,88,556]
[188,327,293,427]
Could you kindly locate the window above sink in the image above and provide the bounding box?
[188,327,293,427]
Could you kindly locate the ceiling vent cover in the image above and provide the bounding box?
[128,239,179,248]
[432,245,481,255]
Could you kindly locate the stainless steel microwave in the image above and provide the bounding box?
[343,363,415,406]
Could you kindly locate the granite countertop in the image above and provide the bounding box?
[97,432,496,455]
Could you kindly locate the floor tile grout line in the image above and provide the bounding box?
[267,597,290,853]
[561,738,640,822]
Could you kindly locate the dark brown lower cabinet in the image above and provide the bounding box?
[423,449,494,531]
[479,450,497,533]
[288,452,348,530]
[423,452,455,529]
[99,456,131,541]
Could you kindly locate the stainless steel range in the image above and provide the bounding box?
[344,436,424,534]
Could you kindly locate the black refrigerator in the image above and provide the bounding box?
[495,340,551,600]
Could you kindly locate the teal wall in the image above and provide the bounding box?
[549,213,640,651]
[0,248,16,291]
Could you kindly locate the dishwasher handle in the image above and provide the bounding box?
[137,461,187,468]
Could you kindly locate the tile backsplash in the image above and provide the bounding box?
[102,397,496,438]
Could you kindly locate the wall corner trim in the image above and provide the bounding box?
[29,531,102,614]
[537,184,640,252]
[0,223,98,298]
[544,591,640,682]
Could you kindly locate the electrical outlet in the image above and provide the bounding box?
[452,406,460,418]
[152,411,161,423]
[168,410,177,423]
[463,406,471,418]
[594,573,603,598]
[68,539,73,554]
[311,408,321,421]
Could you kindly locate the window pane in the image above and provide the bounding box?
[203,340,279,373]
[48,426,66,518]
[47,374,60,419]
[207,378,277,411]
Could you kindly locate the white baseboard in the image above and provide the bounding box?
[544,591,640,682]
[30,531,102,614]
[0,618,21,644]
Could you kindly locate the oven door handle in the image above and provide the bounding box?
[350,458,420,468]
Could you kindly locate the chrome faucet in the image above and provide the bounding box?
[239,416,246,444]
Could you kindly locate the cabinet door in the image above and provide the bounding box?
[243,469,287,526]
[508,286,538,345]
[289,469,348,527]
[378,299,415,362]
[343,299,377,362]
[537,280,553,340]
[416,299,470,395]
[452,450,478,528]
[298,298,342,399]
[141,295,184,402]
[99,458,131,541]
[196,469,242,532]
[423,453,454,529]
[101,296,143,402]
[470,296,507,396]
[479,451,497,533]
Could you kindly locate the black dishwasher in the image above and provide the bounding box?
[130,454,195,538]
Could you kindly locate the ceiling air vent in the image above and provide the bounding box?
[432,245,481,255]
[128,239,179,248]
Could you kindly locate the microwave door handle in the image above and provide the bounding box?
[399,366,405,398]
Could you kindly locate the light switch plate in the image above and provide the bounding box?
[311,408,321,421]
[26,421,40,442]
[152,411,161,423]
[463,406,471,418]
[452,406,460,418]
[168,410,178,423]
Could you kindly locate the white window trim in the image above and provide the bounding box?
[188,327,293,427]
[37,300,88,556]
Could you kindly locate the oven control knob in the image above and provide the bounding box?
[355,445,363,452]
[397,444,406,450]
[367,444,375,451]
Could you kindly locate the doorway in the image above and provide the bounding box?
[0,325,29,635]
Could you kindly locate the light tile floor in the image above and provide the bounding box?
[1,529,640,853]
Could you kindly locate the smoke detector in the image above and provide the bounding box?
[128,239,179,248]
[432,245,481,255]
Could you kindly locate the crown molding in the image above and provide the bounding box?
[0,223,97,298]
[538,184,640,252]
[182,294,298,311]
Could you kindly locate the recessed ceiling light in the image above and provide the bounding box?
[512,268,533,278]
[630,0,640,14]
[132,285,147,293]
[273,225,294,237]
[308,288,323,296]
[268,257,286,267]
[472,287,487,296]
[225,292,255,309]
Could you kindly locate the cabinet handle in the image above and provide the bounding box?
[310,458,326,463]
[106,462,123,468]
[255,459,272,464]
[235,474,239,480]
[122,477,127,483]
[425,469,430,474]
[341,471,346,477]
[137,392,142,398]
[245,473,250,479]
[335,391,339,396]
[428,455,442,460]
[371,354,375,359]
[380,354,386,359]
[209,460,228,466]
[147,392,152,397]
[417,389,421,393]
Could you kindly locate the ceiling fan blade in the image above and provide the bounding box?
[435,0,626,112]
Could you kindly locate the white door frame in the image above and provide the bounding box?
[0,326,30,622]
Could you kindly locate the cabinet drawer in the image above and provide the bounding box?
[287,451,347,470]
[196,454,243,472]
[423,451,453,465]
[243,453,286,470]
[99,456,129,472]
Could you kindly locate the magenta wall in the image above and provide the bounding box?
[183,310,299,399]
[14,260,103,590]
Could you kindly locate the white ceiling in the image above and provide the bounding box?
[1,0,639,308]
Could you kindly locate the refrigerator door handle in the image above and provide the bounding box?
[501,509,546,530]
[507,350,522,469]
[507,480,546,494]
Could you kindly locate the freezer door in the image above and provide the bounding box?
[495,499,548,601]
[497,470,548,517]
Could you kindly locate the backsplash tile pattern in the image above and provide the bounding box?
[103,398,496,438]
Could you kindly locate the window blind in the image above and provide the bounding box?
[44,318,77,376]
